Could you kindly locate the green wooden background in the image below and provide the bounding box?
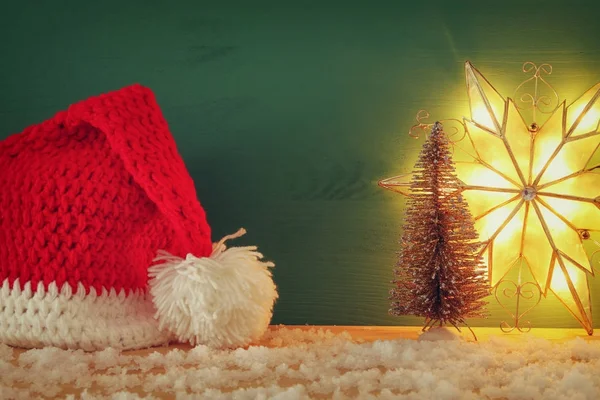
[1,0,600,330]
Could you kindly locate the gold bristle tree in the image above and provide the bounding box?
[389,122,489,336]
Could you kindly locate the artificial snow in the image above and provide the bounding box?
[1,327,600,399]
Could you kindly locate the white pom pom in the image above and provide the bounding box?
[147,229,278,348]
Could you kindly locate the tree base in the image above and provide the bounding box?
[418,326,463,342]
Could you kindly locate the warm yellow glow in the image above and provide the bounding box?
[540,196,600,232]
[462,191,516,220]
[466,121,521,185]
[475,200,520,242]
[538,133,600,186]
[542,172,600,198]
[380,61,599,334]
[550,259,592,327]
[551,262,578,293]
[550,271,569,293]
[531,106,564,182]
[471,105,497,132]
[536,203,591,272]
[522,205,553,292]
[570,105,600,135]
[455,162,517,189]
[456,61,600,334]
[537,162,569,187]
[488,205,525,286]
[504,101,531,182]
[566,83,600,137]
[466,62,505,134]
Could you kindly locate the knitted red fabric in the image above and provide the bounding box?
[0,84,213,295]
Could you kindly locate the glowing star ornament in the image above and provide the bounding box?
[381,61,600,335]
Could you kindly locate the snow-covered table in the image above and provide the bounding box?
[2,326,600,399]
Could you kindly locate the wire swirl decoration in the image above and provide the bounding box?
[408,110,467,154]
[494,280,542,333]
[513,62,560,126]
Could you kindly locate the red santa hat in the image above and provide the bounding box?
[0,84,278,351]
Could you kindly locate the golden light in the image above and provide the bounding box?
[380,61,600,334]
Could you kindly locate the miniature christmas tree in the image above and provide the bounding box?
[389,121,489,337]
